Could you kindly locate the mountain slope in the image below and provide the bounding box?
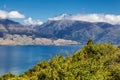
[0,19,35,37]
[37,20,120,44]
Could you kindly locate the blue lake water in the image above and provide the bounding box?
[0,45,82,75]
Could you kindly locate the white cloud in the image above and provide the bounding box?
[0,10,8,19]
[8,11,25,18]
[24,17,43,25]
[0,10,25,19]
[49,13,120,24]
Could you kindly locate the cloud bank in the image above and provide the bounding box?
[24,17,43,25]
[49,14,120,24]
[0,10,25,19]
[0,10,43,25]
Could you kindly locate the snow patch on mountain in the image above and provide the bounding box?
[24,17,43,26]
[48,13,120,24]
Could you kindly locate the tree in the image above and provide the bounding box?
[87,39,94,45]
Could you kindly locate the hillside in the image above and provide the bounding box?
[37,20,120,44]
[0,19,34,36]
[1,41,120,80]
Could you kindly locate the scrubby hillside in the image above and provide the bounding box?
[1,41,120,80]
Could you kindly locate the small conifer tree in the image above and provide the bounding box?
[87,39,94,45]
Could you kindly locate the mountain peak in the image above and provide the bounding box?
[48,13,71,21]
[60,13,70,17]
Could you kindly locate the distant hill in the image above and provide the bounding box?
[0,19,35,37]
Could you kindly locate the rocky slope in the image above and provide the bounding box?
[0,19,35,36]
[37,20,120,44]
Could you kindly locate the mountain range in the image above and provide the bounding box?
[36,20,120,44]
[0,15,120,45]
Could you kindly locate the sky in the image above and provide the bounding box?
[0,0,120,25]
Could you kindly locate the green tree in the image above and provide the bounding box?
[87,39,94,45]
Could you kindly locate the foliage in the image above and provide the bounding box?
[1,41,120,80]
[87,39,94,45]
[0,73,15,80]
[118,45,120,49]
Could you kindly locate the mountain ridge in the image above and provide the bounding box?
[0,18,120,45]
[37,20,120,44]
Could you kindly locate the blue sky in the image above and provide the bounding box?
[0,0,120,23]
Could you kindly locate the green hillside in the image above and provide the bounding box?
[1,40,120,80]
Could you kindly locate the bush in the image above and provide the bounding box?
[1,41,120,80]
[0,73,15,80]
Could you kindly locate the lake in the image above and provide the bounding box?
[0,45,82,75]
